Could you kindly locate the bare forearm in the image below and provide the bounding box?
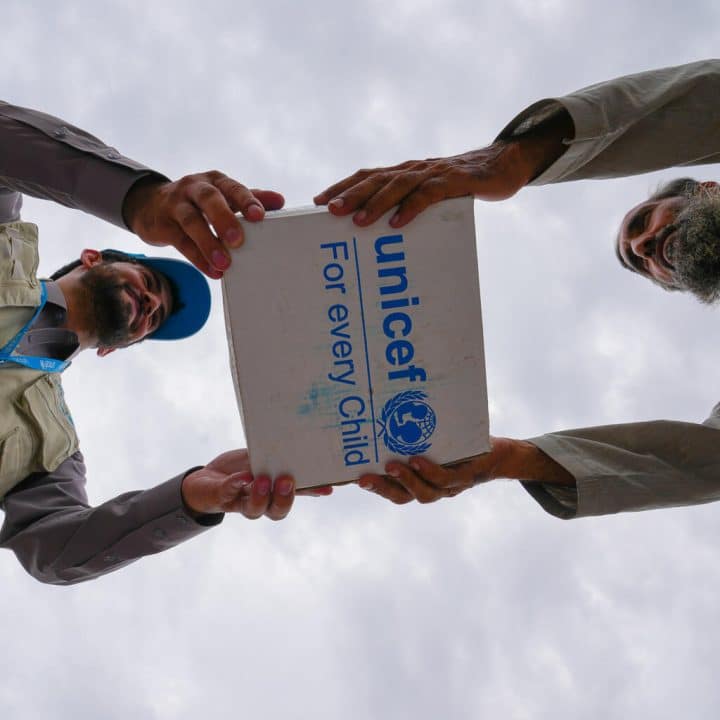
[503,108,575,185]
[468,437,576,487]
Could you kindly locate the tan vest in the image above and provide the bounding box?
[0,222,79,499]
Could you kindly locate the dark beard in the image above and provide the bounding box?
[80,265,133,347]
[668,190,720,304]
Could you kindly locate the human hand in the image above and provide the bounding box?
[358,436,575,504]
[314,109,573,228]
[181,449,332,520]
[356,437,515,504]
[313,143,528,229]
[122,171,285,278]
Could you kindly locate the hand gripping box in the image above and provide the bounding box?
[222,197,489,489]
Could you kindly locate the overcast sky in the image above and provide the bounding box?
[1,1,720,718]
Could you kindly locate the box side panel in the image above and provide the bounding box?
[221,277,248,431]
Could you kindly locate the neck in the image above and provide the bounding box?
[54,274,97,351]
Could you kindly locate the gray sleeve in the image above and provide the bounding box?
[520,405,720,519]
[496,59,720,185]
[0,451,223,585]
[0,188,23,224]
[0,101,168,227]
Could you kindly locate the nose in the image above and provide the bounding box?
[630,230,658,260]
[143,290,161,316]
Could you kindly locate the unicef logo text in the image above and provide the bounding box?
[378,390,437,455]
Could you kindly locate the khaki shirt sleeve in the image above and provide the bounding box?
[0,101,168,227]
[521,404,720,519]
[496,59,720,185]
[0,451,223,585]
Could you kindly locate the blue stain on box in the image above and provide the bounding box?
[297,383,352,418]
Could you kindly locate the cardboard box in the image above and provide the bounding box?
[222,197,489,489]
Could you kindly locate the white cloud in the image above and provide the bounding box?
[2,1,720,719]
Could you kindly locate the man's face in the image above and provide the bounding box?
[616,183,720,303]
[81,261,173,350]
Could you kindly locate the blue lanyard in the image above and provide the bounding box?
[0,282,70,373]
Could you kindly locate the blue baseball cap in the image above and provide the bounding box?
[107,250,211,341]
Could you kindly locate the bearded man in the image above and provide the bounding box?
[616,178,720,303]
[0,99,328,585]
[315,59,720,518]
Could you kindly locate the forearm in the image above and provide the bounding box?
[473,437,575,486]
[0,101,167,227]
[0,453,222,585]
[493,106,575,188]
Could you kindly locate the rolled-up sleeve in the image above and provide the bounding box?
[0,451,223,585]
[496,59,720,185]
[521,403,720,519]
[0,101,167,227]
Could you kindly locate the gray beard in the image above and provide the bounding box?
[80,264,133,347]
[667,190,720,304]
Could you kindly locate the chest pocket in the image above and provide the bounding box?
[0,374,79,496]
[0,223,40,290]
[17,374,77,469]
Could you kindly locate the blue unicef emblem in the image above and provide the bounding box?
[378,390,437,455]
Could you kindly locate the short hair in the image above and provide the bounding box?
[50,249,142,281]
[648,177,700,202]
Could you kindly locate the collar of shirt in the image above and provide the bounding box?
[14,280,79,361]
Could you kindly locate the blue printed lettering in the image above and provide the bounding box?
[375,234,426,383]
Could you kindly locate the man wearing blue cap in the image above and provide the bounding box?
[45,248,211,353]
[0,99,327,585]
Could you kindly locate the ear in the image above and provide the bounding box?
[80,248,104,269]
[96,346,116,357]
